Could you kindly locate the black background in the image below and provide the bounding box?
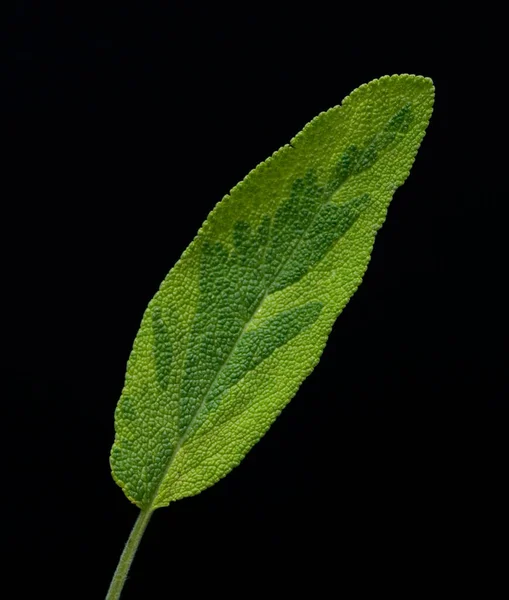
[1,3,505,598]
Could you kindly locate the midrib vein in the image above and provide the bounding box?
[146,142,391,506]
[138,105,411,507]
[147,186,329,507]
[147,107,412,506]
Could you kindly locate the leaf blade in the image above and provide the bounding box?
[111,74,434,508]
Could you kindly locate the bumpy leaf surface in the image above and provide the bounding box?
[111,75,434,509]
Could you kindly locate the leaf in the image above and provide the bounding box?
[110,74,434,509]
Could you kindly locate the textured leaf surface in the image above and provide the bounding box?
[111,75,434,509]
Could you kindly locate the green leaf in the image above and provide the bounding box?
[110,74,434,509]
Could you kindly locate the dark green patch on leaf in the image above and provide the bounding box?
[178,103,414,437]
[205,301,323,412]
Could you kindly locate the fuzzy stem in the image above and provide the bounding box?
[105,508,153,600]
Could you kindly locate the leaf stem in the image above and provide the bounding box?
[105,508,154,600]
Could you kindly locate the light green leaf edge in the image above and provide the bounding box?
[111,74,435,509]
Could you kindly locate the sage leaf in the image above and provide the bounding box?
[110,74,434,509]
